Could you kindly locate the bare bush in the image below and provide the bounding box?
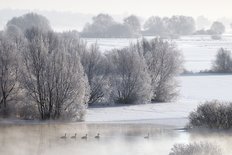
[106,45,152,104]
[212,48,232,73]
[140,38,183,102]
[80,44,110,105]
[189,100,232,129]
[169,142,222,155]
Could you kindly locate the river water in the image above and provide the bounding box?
[0,123,232,155]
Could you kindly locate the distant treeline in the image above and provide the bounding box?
[80,14,226,38]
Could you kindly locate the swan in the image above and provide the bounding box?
[95,133,100,139]
[71,133,77,139]
[81,134,88,139]
[144,133,149,139]
[60,133,67,139]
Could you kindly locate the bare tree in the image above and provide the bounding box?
[143,16,166,36]
[141,38,183,102]
[0,34,19,116]
[21,27,89,120]
[82,13,116,38]
[106,45,152,104]
[167,16,196,35]
[123,15,141,37]
[80,44,110,105]
[213,48,232,73]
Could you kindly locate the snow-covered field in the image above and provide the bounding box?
[84,35,232,72]
[180,74,232,101]
[87,74,232,127]
[85,36,232,127]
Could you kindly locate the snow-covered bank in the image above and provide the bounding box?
[1,74,231,128]
[86,101,197,128]
[86,74,232,127]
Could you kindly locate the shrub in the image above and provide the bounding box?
[141,38,183,102]
[212,48,232,73]
[169,142,222,155]
[189,100,232,129]
[107,46,152,104]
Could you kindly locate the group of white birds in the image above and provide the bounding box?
[60,133,150,139]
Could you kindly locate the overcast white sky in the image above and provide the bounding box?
[1,0,232,19]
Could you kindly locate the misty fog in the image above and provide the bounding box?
[0,123,232,155]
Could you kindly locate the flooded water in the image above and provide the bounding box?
[0,123,232,155]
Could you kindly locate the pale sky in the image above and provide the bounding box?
[1,0,232,19]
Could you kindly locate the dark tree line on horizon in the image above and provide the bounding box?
[81,14,196,38]
[80,13,226,38]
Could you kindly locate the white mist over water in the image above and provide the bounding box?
[0,123,232,155]
[0,123,184,155]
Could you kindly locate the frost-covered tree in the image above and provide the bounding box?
[80,43,110,105]
[141,38,183,102]
[0,34,20,116]
[143,16,195,37]
[82,13,139,38]
[123,15,141,37]
[5,24,27,54]
[20,27,89,120]
[60,31,110,105]
[7,13,51,32]
[213,48,232,73]
[210,21,225,35]
[82,14,116,37]
[143,16,166,36]
[106,45,152,104]
[167,16,196,35]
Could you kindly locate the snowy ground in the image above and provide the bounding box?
[83,35,232,72]
[86,101,195,127]
[87,74,232,127]
[85,36,232,127]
